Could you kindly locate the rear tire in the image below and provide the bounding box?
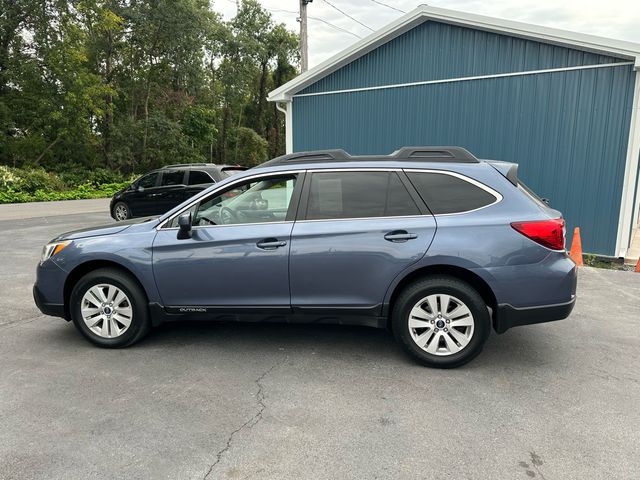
[70,268,150,348]
[392,276,490,368]
[113,202,130,221]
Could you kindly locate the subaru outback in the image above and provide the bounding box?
[33,147,577,368]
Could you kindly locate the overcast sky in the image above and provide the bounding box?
[213,0,640,67]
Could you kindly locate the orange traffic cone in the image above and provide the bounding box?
[569,227,583,267]
[635,257,640,273]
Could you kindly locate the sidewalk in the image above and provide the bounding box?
[626,227,640,264]
[0,198,111,221]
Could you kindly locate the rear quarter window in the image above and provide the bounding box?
[406,172,498,214]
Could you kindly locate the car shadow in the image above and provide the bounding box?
[44,319,557,370]
[142,320,556,369]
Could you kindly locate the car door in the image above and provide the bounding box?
[153,169,187,214]
[152,171,303,309]
[289,170,437,315]
[127,172,161,217]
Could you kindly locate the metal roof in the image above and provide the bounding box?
[268,5,640,102]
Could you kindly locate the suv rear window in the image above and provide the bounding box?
[306,171,420,220]
[406,172,497,214]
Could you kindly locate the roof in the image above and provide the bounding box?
[268,5,640,102]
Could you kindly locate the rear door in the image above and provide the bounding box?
[289,169,437,314]
[183,169,215,200]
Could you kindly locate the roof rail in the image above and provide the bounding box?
[162,163,212,168]
[391,147,478,163]
[260,149,351,167]
[257,146,479,167]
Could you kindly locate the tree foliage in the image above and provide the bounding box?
[0,0,299,173]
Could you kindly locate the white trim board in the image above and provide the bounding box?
[268,5,640,102]
[616,69,640,257]
[292,62,634,98]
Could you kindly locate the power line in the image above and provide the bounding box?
[263,7,363,40]
[309,16,363,39]
[369,0,405,14]
[321,0,374,32]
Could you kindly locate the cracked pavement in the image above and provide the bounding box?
[1,201,640,479]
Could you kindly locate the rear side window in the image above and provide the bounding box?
[161,170,185,186]
[188,170,213,185]
[306,171,420,220]
[406,172,497,214]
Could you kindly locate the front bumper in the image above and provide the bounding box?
[494,296,576,333]
[33,284,66,318]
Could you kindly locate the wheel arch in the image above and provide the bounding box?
[63,260,148,320]
[384,264,498,330]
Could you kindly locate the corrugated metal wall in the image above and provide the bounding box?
[300,22,626,95]
[292,21,636,255]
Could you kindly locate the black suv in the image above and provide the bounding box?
[110,163,246,220]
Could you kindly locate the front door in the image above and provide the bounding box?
[153,169,188,215]
[127,172,161,217]
[152,172,302,309]
[289,170,437,314]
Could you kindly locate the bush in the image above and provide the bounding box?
[0,165,131,204]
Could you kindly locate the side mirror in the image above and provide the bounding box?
[177,212,192,239]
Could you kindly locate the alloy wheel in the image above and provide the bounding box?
[80,284,133,338]
[114,204,128,221]
[407,293,475,356]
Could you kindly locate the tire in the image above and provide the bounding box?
[392,276,490,368]
[113,201,131,221]
[70,268,151,348]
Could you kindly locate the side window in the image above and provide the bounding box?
[188,170,214,185]
[167,174,297,227]
[160,170,185,186]
[305,171,420,220]
[406,172,497,214]
[137,172,159,189]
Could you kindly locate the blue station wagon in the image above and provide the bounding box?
[33,147,577,368]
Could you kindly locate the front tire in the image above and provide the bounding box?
[392,276,490,368]
[113,201,131,221]
[70,268,150,348]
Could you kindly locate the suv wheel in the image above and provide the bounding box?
[113,202,130,221]
[392,276,490,368]
[70,268,150,348]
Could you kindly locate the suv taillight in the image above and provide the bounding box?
[510,218,565,250]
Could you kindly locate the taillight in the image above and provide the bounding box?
[510,218,565,250]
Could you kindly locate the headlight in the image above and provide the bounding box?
[41,240,72,262]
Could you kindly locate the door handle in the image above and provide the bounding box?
[384,230,418,242]
[148,193,162,198]
[256,238,287,250]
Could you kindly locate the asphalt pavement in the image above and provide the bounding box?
[0,199,639,480]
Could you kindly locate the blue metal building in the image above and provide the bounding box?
[269,6,640,257]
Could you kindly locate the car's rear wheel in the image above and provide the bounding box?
[392,276,490,368]
[70,268,150,348]
[113,202,130,221]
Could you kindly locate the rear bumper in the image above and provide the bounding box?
[494,296,575,333]
[33,284,66,318]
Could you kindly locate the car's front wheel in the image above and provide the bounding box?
[113,201,131,221]
[70,268,150,348]
[392,276,490,368]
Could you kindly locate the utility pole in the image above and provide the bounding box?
[299,0,312,72]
